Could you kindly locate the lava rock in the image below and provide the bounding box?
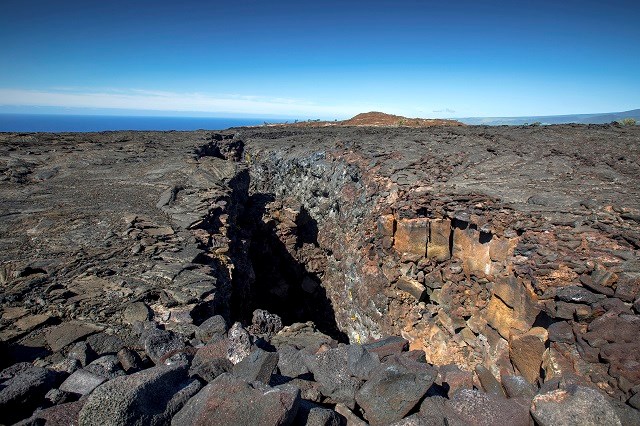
[531,385,622,426]
[46,321,103,352]
[78,362,200,426]
[347,344,381,381]
[117,347,143,373]
[447,389,530,426]
[190,357,233,383]
[172,373,300,426]
[356,354,436,425]
[0,366,59,423]
[362,336,409,360]
[555,286,603,305]
[501,375,536,398]
[59,369,106,396]
[227,322,252,364]
[142,329,185,365]
[548,321,575,344]
[67,341,97,367]
[122,302,152,325]
[232,347,279,384]
[83,355,125,380]
[305,345,364,408]
[509,333,545,384]
[276,345,310,378]
[195,315,227,343]
[474,365,505,397]
[248,309,283,339]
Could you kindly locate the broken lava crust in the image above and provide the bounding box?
[1,123,639,425]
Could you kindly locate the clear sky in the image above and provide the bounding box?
[0,0,638,119]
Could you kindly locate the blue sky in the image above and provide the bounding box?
[0,0,639,119]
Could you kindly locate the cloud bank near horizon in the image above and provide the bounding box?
[0,87,364,118]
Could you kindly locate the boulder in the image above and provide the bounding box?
[356,354,436,425]
[78,363,201,426]
[227,322,252,364]
[46,321,103,352]
[509,332,545,384]
[270,321,336,351]
[447,389,530,426]
[172,373,300,426]
[195,315,227,343]
[232,348,279,384]
[190,357,233,383]
[248,309,283,339]
[362,336,409,359]
[59,369,106,396]
[531,385,622,426]
[0,366,58,423]
[84,355,125,380]
[276,345,310,378]
[305,345,363,408]
[142,329,185,365]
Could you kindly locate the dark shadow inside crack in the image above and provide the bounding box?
[232,192,348,343]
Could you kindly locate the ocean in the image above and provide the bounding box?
[0,114,288,132]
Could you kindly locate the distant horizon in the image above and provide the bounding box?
[0,106,638,122]
[1,1,639,119]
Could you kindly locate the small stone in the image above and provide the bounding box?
[117,347,143,373]
[67,341,96,367]
[227,322,252,364]
[122,302,152,325]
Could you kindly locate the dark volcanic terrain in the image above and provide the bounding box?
[1,124,640,425]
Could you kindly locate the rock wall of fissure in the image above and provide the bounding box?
[209,132,640,405]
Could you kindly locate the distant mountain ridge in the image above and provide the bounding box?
[458,109,640,125]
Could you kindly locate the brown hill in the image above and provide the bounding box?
[341,111,463,127]
[274,111,464,128]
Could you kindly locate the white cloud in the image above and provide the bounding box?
[0,87,361,117]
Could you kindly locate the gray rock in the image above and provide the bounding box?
[195,315,227,343]
[362,336,409,359]
[548,321,575,343]
[531,385,622,426]
[86,333,125,355]
[46,321,103,352]
[172,373,300,426]
[227,322,252,364]
[232,348,278,384]
[356,354,436,425]
[305,345,363,408]
[142,329,185,365]
[122,302,152,325]
[501,375,536,398]
[78,362,201,426]
[555,286,603,305]
[347,344,381,381]
[59,369,106,396]
[0,366,58,424]
[248,309,283,339]
[447,389,530,426]
[277,345,310,378]
[117,348,143,373]
[67,341,97,367]
[190,357,233,383]
[84,355,125,380]
[294,400,342,426]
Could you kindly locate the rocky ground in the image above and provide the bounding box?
[0,124,639,425]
